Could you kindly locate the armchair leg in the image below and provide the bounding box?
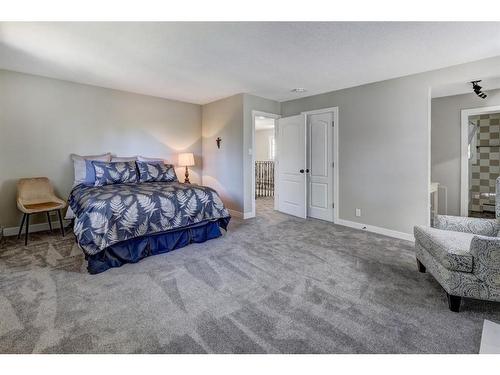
[57,209,65,237]
[24,214,30,246]
[47,212,53,232]
[416,258,426,273]
[17,214,26,239]
[446,293,461,313]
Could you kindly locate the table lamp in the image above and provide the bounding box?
[178,152,195,183]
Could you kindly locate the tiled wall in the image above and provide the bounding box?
[469,113,500,213]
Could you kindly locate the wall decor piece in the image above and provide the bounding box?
[216,137,222,149]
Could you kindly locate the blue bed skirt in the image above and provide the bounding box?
[85,218,230,274]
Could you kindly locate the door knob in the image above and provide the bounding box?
[299,169,304,173]
[306,169,310,173]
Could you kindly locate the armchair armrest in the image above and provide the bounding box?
[470,236,500,292]
[434,215,499,236]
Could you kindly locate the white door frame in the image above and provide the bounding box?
[301,107,339,223]
[460,105,500,216]
[251,110,281,217]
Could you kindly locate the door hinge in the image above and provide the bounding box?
[332,203,335,208]
[332,162,334,168]
[332,121,334,127]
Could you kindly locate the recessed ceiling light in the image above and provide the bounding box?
[291,88,307,93]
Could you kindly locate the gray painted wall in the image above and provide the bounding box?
[201,93,280,215]
[242,94,280,214]
[431,88,500,216]
[201,94,245,213]
[0,69,201,227]
[281,56,500,235]
[3,54,500,236]
[282,78,430,234]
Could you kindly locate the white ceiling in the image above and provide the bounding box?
[432,77,500,98]
[1,22,500,104]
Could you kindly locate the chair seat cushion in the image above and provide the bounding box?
[414,226,474,273]
[21,201,66,213]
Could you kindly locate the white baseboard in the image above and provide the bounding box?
[228,209,243,219]
[335,218,414,242]
[3,219,72,237]
[243,211,254,219]
[228,209,255,220]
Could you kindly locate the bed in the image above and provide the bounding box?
[68,181,231,274]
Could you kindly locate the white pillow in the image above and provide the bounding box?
[137,155,166,163]
[111,156,138,162]
[66,152,111,220]
[70,152,111,186]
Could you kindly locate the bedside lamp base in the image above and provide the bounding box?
[184,166,190,184]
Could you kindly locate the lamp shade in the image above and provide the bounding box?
[178,152,195,167]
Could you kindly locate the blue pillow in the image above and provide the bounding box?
[136,161,178,183]
[84,159,98,185]
[92,161,138,186]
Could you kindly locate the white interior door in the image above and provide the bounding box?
[307,112,333,222]
[276,114,307,218]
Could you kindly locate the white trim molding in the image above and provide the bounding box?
[301,106,339,223]
[251,110,281,219]
[427,88,432,226]
[335,218,414,242]
[3,219,72,237]
[460,105,500,216]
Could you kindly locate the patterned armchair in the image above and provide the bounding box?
[414,178,500,312]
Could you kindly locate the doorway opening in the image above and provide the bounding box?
[251,108,338,221]
[252,111,279,217]
[461,106,500,218]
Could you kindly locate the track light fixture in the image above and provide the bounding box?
[471,80,487,99]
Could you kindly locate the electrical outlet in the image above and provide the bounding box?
[355,208,361,217]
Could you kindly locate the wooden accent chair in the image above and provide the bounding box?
[16,177,66,245]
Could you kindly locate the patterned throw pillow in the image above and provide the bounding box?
[70,153,111,186]
[92,161,138,186]
[136,161,178,183]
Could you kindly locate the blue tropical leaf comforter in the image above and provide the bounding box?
[68,182,231,256]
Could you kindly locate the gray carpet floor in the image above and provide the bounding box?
[0,197,499,353]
